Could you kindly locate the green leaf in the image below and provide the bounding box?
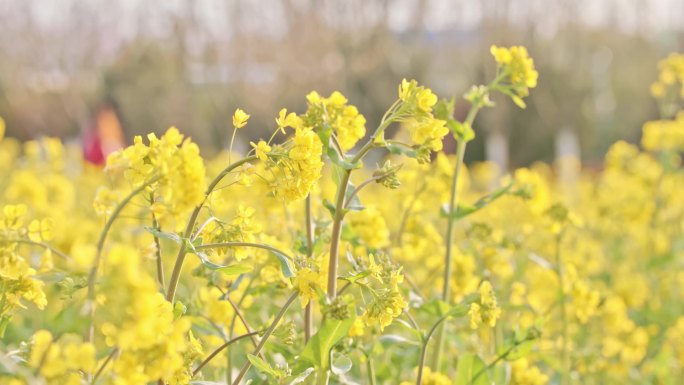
[215,263,253,276]
[461,122,475,142]
[501,338,535,361]
[192,252,253,276]
[273,251,295,278]
[342,270,371,284]
[0,315,11,338]
[491,365,508,385]
[331,353,352,375]
[323,199,336,217]
[144,226,182,243]
[344,181,364,211]
[434,97,457,121]
[327,147,360,170]
[317,123,333,149]
[420,299,451,317]
[441,182,513,220]
[287,368,315,384]
[498,328,540,361]
[247,354,278,378]
[386,143,417,158]
[448,120,475,143]
[447,304,469,317]
[454,353,489,385]
[378,334,420,347]
[173,301,187,320]
[299,313,356,370]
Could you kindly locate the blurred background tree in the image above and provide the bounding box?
[0,0,682,168]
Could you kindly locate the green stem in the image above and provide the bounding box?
[417,313,452,385]
[304,195,314,343]
[395,182,428,245]
[431,103,481,370]
[317,370,330,385]
[227,274,258,385]
[365,352,377,385]
[231,292,298,385]
[215,285,263,358]
[10,239,72,260]
[228,128,237,164]
[151,211,165,290]
[327,169,351,298]
[344,172,394,210]
[86,176,160,343]
[326,112,395,299]
[165,156,257,303]
[471,334,537,382]
[91,348,117,384]
[193,331,260,377]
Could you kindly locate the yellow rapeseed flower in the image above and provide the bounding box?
[232,108,250,129]
[250,140,272,161]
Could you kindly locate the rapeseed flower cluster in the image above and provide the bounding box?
[103,127,206,224]
[490,45,539,107]
[397,79,450,152]
[0,205,49,335]
[27,330,97,385]
[97,245,201,384]
[304,91,367,150]
[650,52,684,100]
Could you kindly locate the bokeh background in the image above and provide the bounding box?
[0,0,682,168]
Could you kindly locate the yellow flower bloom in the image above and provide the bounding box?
[490,45,538,105]
[232,108,250,129]
[416,88,438,113]
[468,281,502,329]
[295,267,324,308]
[362,288,407,331]
[250,140,272,161]
[275,108,302,133]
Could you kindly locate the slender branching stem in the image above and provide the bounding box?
[165,156,257,303]
[214,285,263,359]
[304,194,314,342]
[10,239,72,260]
[193,331,260,377]
[417,313,452,385]
[431,102,481,370]
[91,348,118,384]
[470,334,538,382]
[151,211,165,290]
[231,292,298,385]
[327,169,351,298]
[344,171,395,210]
[227,274,258,385]
[326,111,396,299]
[365,352,377,385]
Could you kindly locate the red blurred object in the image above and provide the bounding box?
[83,106,124,165]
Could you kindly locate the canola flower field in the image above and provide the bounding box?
[0,46,683,385]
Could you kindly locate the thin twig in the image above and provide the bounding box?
[192,331,260,377]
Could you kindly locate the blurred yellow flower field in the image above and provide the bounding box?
[0,46,683,385]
